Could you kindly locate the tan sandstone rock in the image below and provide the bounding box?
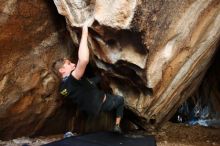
[0,0,73,139]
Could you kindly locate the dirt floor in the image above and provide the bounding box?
[0,122,220,146]
[150,122,220,146]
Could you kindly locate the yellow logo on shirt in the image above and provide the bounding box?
[60,89,68,96]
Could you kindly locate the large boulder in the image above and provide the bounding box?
[0,0,74,139]
[53,0,220,128]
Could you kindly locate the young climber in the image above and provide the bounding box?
[53,24,124,133]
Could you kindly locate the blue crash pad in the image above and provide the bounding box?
[43,131,156,146]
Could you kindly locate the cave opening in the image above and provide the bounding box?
[171,46,220,128]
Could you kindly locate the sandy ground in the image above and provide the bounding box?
[151,122,220,146]
[0,122,220,146]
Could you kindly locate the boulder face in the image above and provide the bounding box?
[54,0,220,127]
[0,0,74,139]
[0,0,220,140]
[53,0,137,28]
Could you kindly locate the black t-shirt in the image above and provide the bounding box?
[59,74,105,116]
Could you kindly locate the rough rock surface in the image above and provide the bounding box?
[0,0,74,140]
[54,0,220,128]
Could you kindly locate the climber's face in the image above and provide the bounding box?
[59,59,76,76]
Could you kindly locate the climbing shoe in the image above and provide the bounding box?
[113,124,122,134]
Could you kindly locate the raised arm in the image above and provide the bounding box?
[72,25,89,80]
